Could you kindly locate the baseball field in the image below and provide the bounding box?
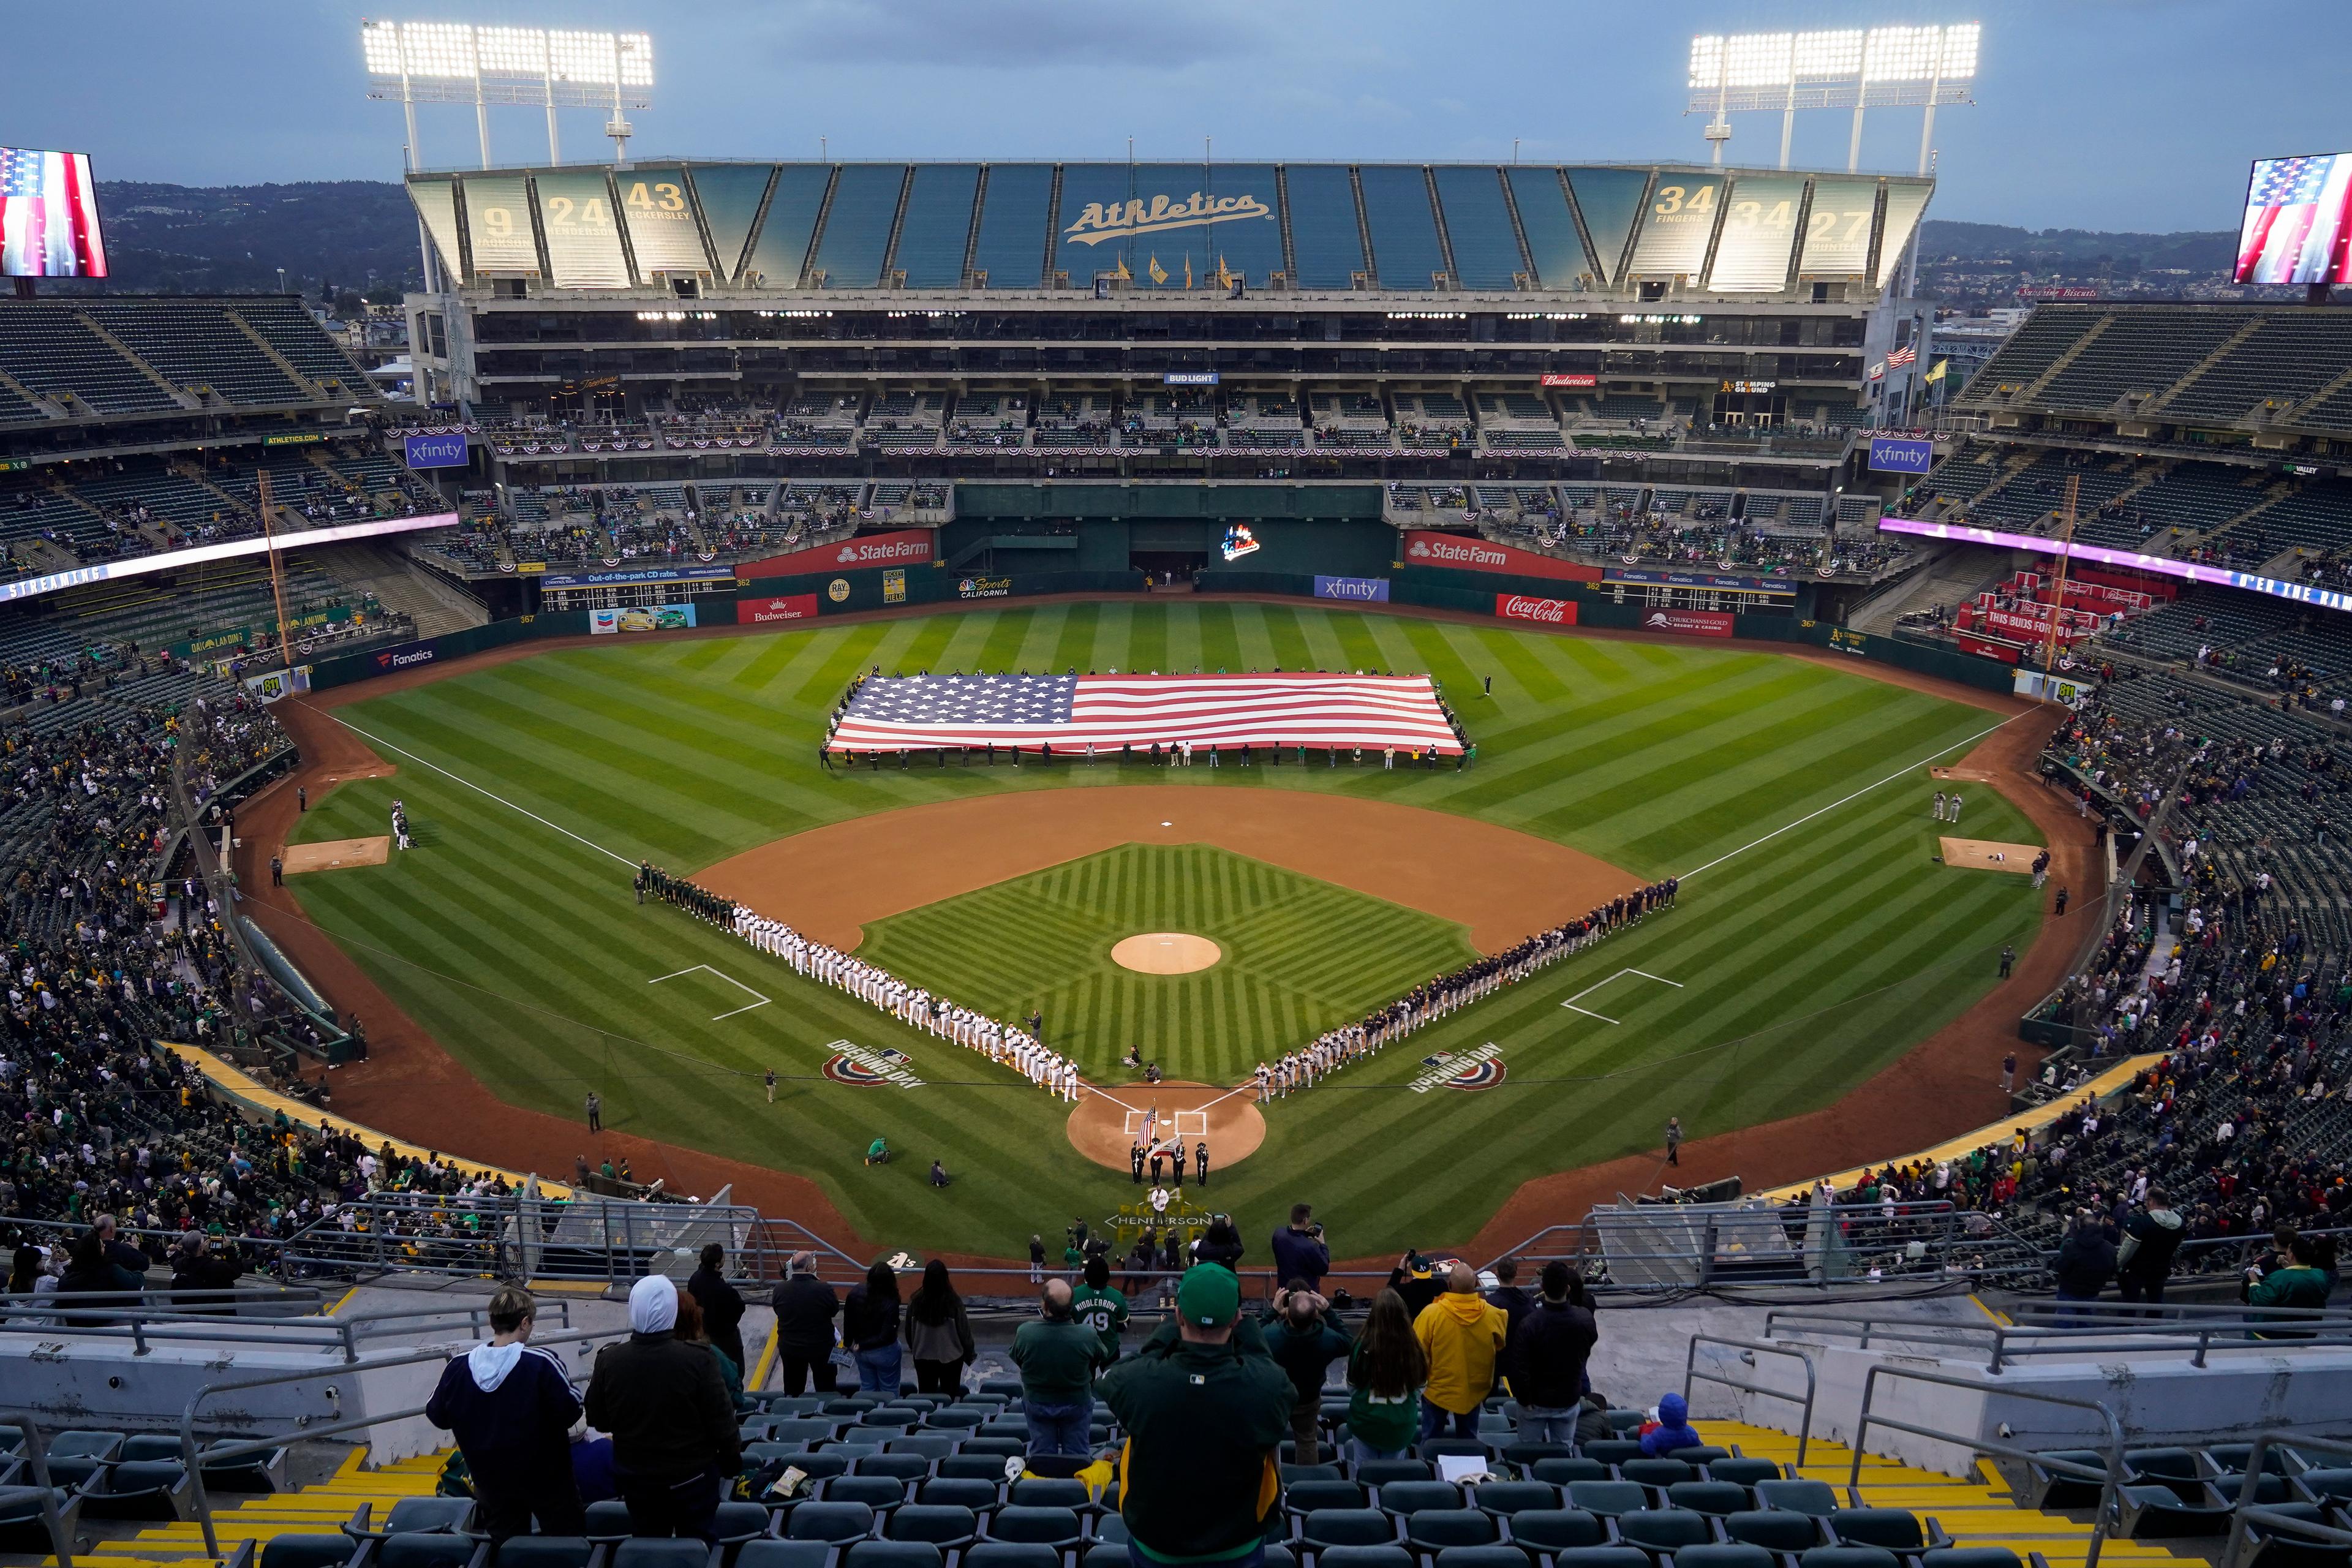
[275,598,2044,1260]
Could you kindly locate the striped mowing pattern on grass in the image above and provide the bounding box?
[284,601,2041,1257]
[857,843,1480,1082]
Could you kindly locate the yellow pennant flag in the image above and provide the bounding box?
[1148,254,1168,285]
[1184,255,1194,290]
[1924,358,1948,383]
[1113,255,1131,281]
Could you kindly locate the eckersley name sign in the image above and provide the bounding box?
[1403,531,1602,584]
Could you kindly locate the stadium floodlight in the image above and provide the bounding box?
[361,18,655,167]
[1686,21,1978,172]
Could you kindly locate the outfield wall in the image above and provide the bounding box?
[307,569,2013,696]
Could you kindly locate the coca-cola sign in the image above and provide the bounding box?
[1496,593,1577,625]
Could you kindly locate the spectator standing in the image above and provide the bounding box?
[685,1243,747,1379]
[424,1284,583,1540]
[843,1259,905,1394]
[169,1232,244,1312]
[1268,1204,1330,1294]
[1412,1263,1507,1441]
[1010,1277,1106,1457]
[1483,1258,1534,1389]
[2052,1212,2117,1324]
[1072,1254,1132,1366]
[904,1260,978,1396]
[584,1092,601,1132]
[2247,1234,2335,1335]
[1508,1262,1599,1444]
[2115,1185,2185,1305]
[1193,1215,1245,1270]
[1390,1253,1443,1318]
[1099,1266,1294,1568]
[584,1276,740,1540]
[1264,1283,1351,1466]
[771,1251,841,1396]
[1345,1288,1428,1462]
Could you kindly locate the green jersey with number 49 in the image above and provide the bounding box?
[1070,1283,1130,1361]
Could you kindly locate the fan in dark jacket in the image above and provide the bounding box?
[2116,1188,2185,1305]
[1268,1206,1331,1292]
[687,1243,748,1377]
[771,1251,841,1396]
[1262,1283,1351,1466]
[2052,1215,2117,1322]
[169,1232,245,1314]
[426,1285,584,1540]
[1508,1262,1599,1444]
[1483,1258,1535,1384]
[586,1276,742,1541]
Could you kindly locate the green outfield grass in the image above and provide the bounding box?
[859,843,1481,1079]
[284,600,2043,1259]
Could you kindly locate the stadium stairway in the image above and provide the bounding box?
[1693,1418,2195,1568]
[58,1446,445,1567]
[311,543,489,639]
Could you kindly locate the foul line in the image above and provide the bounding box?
[649,963,771,1022]
[308,705,638,869]
[1677,713,2021,882]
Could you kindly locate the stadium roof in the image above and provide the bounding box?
[408,159,1932,301]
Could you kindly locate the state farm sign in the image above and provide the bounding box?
[739,529,934,579]
[1403,531,1602,583]
[1496,594,1578,625]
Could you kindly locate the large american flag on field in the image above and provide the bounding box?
[831,672,1463,755]
[2235,154,2352,287]
[0,148,107,281]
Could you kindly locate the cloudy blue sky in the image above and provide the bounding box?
[12,1,2340,232]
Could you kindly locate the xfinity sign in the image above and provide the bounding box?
[403,432,470,469]
[1867,435,1934,475]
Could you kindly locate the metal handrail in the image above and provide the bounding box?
[179,1324,623,1558]
[1683,1335,1817,1466]
[1852,1363,2125,1568]
[0,1295,575,1362]
[1768,1303,2352,1371]
[2220,1432,2352,1568]
[0,1405,71,1568]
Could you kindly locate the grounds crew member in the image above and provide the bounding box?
[1101,1266,1294,1568]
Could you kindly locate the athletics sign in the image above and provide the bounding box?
[1063,189,1275,247]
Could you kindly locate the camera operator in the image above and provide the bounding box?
[1264,1280,1351,1465]
[1270,1203,1330,1294]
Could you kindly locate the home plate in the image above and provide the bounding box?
[283,837,391,873]
[1940,837,2036,873]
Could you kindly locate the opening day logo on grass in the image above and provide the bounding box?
[821,1041,925,1088]
[1409,1041,1506,1093]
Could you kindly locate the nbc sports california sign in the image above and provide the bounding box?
[739,530,934,579]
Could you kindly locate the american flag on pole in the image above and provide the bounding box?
[832,672,1463,755]
[0,148,107,280]
[2235,154,2352,287]
[1887,344,1918,368]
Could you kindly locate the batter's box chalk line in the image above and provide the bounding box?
[1559,967,1683,1025]
[649,963,772,1021]
[1124,1110,1209,1137]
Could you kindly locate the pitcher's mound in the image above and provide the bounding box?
[284,837,390,873]
[1940,837,2038,873]
[1112,933,1223,974]
[1068,1081,1266,1171]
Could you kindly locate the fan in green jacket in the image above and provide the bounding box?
[1100,1266,1294,1567]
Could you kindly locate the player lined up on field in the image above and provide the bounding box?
[1254,877,1680,1101]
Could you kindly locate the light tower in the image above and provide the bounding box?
[361,19,655,169]
[1685,23,1979,176]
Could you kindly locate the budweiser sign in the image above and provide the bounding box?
[1496,593,1577,625]
[1403,531,1602,583]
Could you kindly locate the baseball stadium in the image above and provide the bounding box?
[2,17,2351,1568]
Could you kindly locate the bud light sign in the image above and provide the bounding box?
[1313,575,1389,602]
[403,432,470,469]
[1867,435,1934,475]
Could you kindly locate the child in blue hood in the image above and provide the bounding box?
[1638,1392,1704,1457]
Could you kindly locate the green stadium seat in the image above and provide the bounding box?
[1721,1512,1819,1553]
[1663,1483,1748,1518]
[1403,1509,1501,1555]
[491,1540,595,1568]
[1615,1510,1712,1556]
[1501,1510,1607,1554]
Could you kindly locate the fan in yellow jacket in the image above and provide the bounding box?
[1411,1264,1508,1440]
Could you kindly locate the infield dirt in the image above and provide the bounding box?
[233,607,2079,1267]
